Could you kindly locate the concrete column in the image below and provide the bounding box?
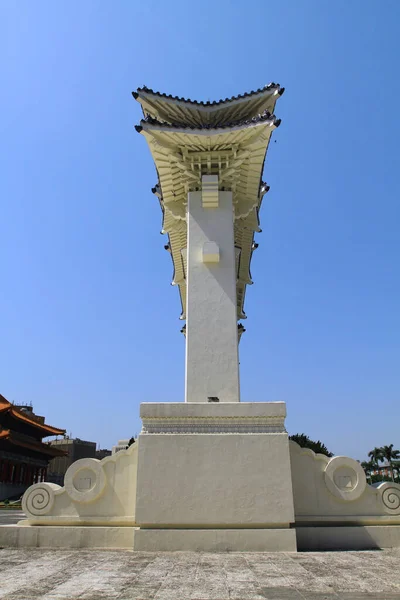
[185,176,240,403]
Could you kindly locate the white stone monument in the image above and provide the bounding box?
[131,85,295,550]
[3,83,399,551]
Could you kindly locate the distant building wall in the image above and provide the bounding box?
[96,449,112,461]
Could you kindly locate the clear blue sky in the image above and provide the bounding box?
[1,1,399,460]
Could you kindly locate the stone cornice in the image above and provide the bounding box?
[140,403,287,434]
[141,417,286,434]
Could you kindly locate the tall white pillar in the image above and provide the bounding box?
[185,176,240,403]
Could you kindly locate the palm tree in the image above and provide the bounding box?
[368,447,383,472]
[380,444,400,482]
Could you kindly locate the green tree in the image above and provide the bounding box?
[368,447,384,469]
[380,444,400,482]
[289,433,333,457]
[361,460,375,483]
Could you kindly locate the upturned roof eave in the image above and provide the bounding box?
[0,394,66,436]
[0,430,68,457]
[136,115,280,137]
[133,84,282,326]
[132,84,284,112]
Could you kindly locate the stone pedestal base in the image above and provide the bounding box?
[5,401,399,551]
[0,525,135,549]
[296,526,400,551]
[134,402,296,551]
[134,528,296,552]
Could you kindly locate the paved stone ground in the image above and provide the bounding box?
[0,549,400,600]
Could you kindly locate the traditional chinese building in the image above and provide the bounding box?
[0,394,66,500]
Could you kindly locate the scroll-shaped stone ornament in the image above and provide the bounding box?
[22,482,61,517]
[378,482,400,515]
[324,456,367,501]
[64,458,106,503]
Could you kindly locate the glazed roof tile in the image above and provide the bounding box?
[132,83,284,106]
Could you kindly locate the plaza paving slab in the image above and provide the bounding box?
[0,549,400,600]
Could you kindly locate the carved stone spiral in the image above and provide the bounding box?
[381,486,400,513]
[22,483,59,517]
[324,456,366,501]
[64,458,106,503]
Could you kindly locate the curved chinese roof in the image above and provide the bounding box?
[133,84,284,329]
[0,429,67,457]
[0,394,65,437]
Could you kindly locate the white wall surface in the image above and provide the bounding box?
[185,190,239,403]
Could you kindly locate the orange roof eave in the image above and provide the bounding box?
[0,429,67,457]
[0,429,11,440]
[0,394,65,436]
